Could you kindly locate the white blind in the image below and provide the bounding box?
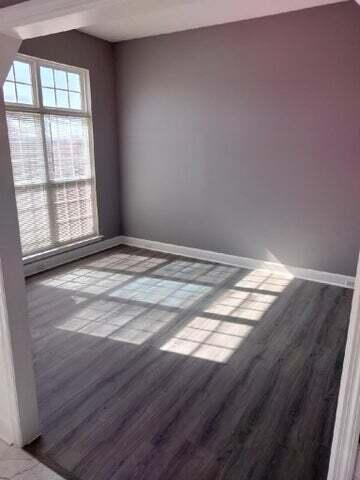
[4,56,98,258]
[6,111,53,255]
[44,115,96,245]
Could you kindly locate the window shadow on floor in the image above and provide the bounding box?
[24,246,352,480]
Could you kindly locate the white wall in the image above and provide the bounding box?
[0,33,40,446]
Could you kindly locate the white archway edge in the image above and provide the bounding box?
[327,253,360,480]
[0,259,36,446]
[0,33,21,85]
[0,258,19,445]
[0,33,40,447]
[0,0,114,39]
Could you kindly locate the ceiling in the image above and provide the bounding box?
[79,0,349,42]
[0,0,28,7]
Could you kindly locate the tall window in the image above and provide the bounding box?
[3,55,98,258]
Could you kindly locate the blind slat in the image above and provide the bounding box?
[6,110,97,257]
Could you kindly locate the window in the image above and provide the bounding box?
[3,55,98,258]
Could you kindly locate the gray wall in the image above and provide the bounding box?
[115,1,360,277]
[21,31,121,239]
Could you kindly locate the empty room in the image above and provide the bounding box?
[1,1,360,480]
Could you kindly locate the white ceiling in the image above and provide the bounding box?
[79,0,349,42]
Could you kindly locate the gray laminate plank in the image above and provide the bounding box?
[25,246,352,480]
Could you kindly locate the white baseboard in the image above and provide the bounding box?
[24,234,355,289]
[119,236,355,289]
[24,236,123,277]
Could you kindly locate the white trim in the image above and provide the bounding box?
[5,53,91,115]
[24,234,356,289]
[353,448,360,480]
[0,259,22,445]
[0,0,115,39]
[119,236,355,289]
[24,235,123,277]
[327,253,360,480]
[23,235,103,264]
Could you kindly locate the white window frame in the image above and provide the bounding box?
[5,53,100,260]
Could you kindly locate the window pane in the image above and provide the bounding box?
[39,65,85,111]
[16,83,33,105]
[6,112,47,186]
[69,91,81,110]
[44,115,92,182]
[16,185,52,256]
[5,57,96,257]
[6,66,14,82]
[14,60,31,84]
[54,69,67,89]
[55,89,69,108]
[3,81,16,103]
[52,181,95,244]
[6,112,52,256]
[40,66,54,88]
[42,87,56,108]
[3,61,34,106]
[67,72,81,92]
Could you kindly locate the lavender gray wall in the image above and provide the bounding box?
[115,1,360,276]
[20,31,121,239]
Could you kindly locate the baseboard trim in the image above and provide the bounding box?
[24,234,355,289]
[119,236,355,289]
[23,236,123,277]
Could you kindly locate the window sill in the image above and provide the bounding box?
[23,236,104,265]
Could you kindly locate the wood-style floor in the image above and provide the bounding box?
[25,246,352,480]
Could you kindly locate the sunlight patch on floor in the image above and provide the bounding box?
[160,316,253,363]
[205,289,277,321]
[56,301,176,345]
[236,269,293,293]
[153,260,238,284]
[109,277,212,308]
[37,269,133,295]
[52,259,293,357]
[85,252,167,273]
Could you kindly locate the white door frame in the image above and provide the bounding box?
[1,0,360,466]
[327,253,360,480]
[0,32,40,446]
[0,259,38,446]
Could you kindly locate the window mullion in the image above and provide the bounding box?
[35,61,60,249]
